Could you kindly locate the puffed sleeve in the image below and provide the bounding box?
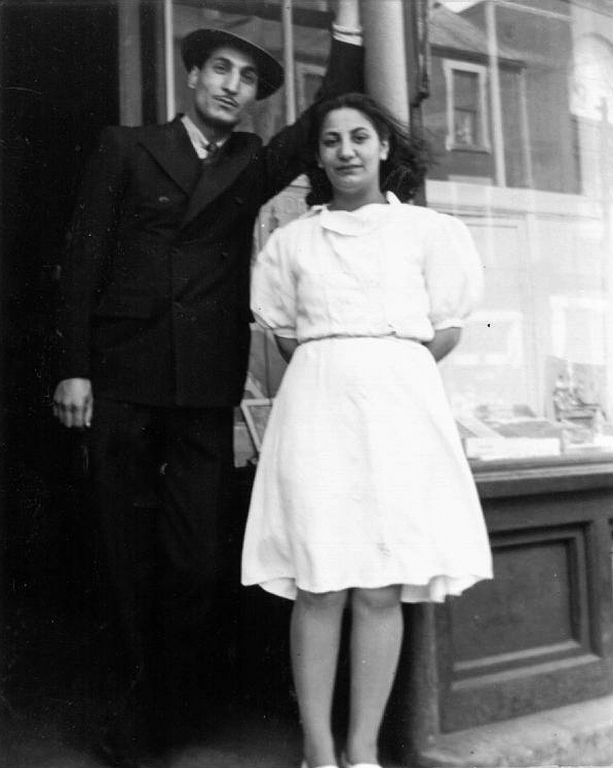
[423,213,484,330]
[250,228,297,338]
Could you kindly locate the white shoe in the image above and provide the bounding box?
[340,755,381,768]
[300,762,339,768]
[343,763,381,768]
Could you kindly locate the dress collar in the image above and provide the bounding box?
[318,191,401,236]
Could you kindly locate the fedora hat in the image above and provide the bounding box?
[181,28,284,100]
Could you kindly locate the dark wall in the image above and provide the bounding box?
[0,0,119,704]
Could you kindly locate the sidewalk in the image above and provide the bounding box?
[419,694,613,768]
[0,702,303,768]
[2,694,611,768]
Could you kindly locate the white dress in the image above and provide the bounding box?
[241,193,493,602]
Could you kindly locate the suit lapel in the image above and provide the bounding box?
[138,118,199,196]
[182,132,261,228]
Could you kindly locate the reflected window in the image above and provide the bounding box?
[444,62,490,151]
[295,61,325,113]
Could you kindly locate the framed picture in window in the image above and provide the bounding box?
[241,398,274,453]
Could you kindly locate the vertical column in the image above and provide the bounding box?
[164,0,175,121]
[282,0,297,124]
[118,0,143,126]
[599,100,613,422]
[359,0,410,123]
[518,69,534,188]
[485,0,507,187]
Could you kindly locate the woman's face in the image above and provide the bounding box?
[317,107,389,200]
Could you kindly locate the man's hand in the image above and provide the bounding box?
[53,378,93,428]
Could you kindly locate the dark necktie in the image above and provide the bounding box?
[202,142,219,166]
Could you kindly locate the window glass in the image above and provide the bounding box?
[442,60,490,153]
[454,70,480,146]
[165,1,613,465]
[427,0,613,462]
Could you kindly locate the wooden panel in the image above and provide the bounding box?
[451,528,582,666]
[436,486,613,732]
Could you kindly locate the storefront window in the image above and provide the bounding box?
[427,0,613,462]
[159,0,613,465]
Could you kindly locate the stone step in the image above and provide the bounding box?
[417,694,613,768]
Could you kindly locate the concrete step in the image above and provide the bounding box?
[417,694,613,768]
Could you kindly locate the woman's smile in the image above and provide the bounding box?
[335,163,362,174]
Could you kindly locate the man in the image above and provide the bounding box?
[52,2,362,765]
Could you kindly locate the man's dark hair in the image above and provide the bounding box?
[305,92,432,206]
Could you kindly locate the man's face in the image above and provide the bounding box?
[188,45,259,131]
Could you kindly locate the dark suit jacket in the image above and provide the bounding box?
[56,39,363,407]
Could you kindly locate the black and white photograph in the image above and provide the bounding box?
[1,2,612,768]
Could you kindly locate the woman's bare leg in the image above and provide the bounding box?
[346,585,403,765]
[291,588,349,767]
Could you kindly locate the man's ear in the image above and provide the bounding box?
[187,66,200,89]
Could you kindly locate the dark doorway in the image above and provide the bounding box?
[0,0,120,745]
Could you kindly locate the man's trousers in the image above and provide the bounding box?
[87,398,235,747]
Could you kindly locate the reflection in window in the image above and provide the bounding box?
[453,69,480,147]
[429,2,613,460]
[160,0,613,463]
[295,62,325,113]
[570,34,613,199]
[443,60,490,152]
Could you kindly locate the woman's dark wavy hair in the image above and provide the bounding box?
[305,92,432,206]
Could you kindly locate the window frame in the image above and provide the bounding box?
[294,60,325,114]
[443,58,491,153]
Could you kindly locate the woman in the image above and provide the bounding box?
[241,93,493,768]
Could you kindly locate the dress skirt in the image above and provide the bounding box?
[241,336,492,602]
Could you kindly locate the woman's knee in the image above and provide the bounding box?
[351,584,402,613]
[296,588,349,611]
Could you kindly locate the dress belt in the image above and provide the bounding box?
[299,334,423,345]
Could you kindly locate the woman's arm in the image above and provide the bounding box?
[423,327,462,362]
[275,336,299,364]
